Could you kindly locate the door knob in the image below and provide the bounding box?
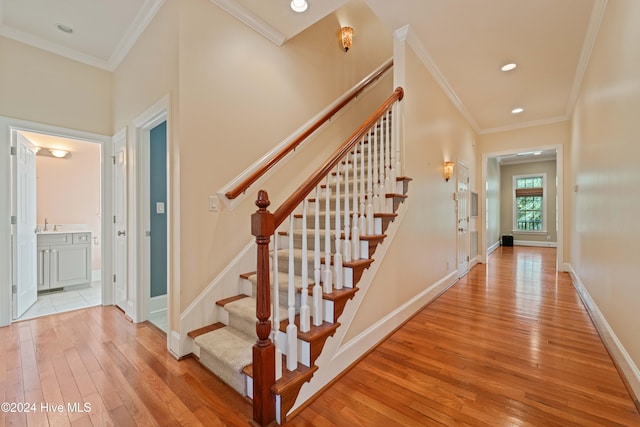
[117,230,126,236]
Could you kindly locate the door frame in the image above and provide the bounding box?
[480,144,564,270]
[456,161,470,278]
[0,116,113,326]
[130,96,170,336]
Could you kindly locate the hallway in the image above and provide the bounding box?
[288,246,640,426]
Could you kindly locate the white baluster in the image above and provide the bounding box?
[286,216,298,370]
[272,230,280,329]
[352,144,361,260]
[366,127,375,235]
[343,152,352,263]
[313,187,323,326]
[323,175,333,293]
[359,137,366,234]
[380,113,388,212]
[299,199,310,333]
[372,119,380,213]
[334,164,343,290]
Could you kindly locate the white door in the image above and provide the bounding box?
[13,132,38,319]
[457,162,470,277]
[113,131,128,312]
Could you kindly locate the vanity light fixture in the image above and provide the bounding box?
[501,62,517,72]
[290,0,308,13]
[341,26,354,52]
[443,161,455,182]
[511,107,524,114]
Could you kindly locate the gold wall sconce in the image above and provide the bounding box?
[341,26,354,52]
[443,161,455,182]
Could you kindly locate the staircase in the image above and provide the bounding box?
[188,87,407,425]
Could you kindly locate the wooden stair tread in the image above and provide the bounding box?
[272,361,318,395]
[216,294,250,307]
[321,286,358,302]
[278,317,340,341]
[187,322,226,339]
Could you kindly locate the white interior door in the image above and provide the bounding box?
[13,132,38,319]
[113,131,128,312]
[457,162,470,277]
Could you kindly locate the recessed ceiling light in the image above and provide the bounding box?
[501,63,517,72]
[57,24,74,34]
[511,107,524,114]
[290,0,308,13]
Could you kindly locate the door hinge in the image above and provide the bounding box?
[10,215,17,225]
[10,146,16,156]
[113,274,116,283]
[113,215,116,224]
[467,256,470,262]
[112,155,116,165]
[12,285,17,294]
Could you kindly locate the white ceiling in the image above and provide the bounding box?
[0,0,606,135]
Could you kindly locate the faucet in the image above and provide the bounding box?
[44,217,48,231]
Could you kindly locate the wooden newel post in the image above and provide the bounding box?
[251,190,276,425]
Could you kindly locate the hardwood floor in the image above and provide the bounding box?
[1,246,638,426]
[287,247,640,426]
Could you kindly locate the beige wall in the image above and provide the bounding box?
[34,141,102,270]
[344,42,478,339]
[500,160,557,244]
[0,37,112,135]
[486,157,501,247]
[175,0,393,322]
[570,0,640,367]
[478,121,570,261]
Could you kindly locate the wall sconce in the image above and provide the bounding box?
[341,26,354,52]
[49,149,69,158]
[290,0,308,13]
[443,161,455,182]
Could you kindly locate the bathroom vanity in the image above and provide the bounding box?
[37,231,92,291]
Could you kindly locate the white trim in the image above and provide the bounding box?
[568,265,640,404]
[150,294,167,314]
[209,0,287,46]
[0,0,164,71]
[512,173,547,234]
[479,116,569,136]
[131,96,170,326]
[513,240,557,248]
[487,240,500,255]
[0,116,112,326]
[169,331,181,359]
[92,270,102,282]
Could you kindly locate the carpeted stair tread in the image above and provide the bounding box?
[224,296,289,337]
[243,271,314,290]
[194,326,254,395]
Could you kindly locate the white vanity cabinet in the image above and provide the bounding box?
[37,232,92,291]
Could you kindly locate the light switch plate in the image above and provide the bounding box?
[156,202,165,214]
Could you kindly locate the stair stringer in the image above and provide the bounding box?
[284,200,458,420]
[178,239,255,357]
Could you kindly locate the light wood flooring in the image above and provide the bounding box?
[1,246,638,426]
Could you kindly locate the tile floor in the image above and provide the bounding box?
[17,281,102,321]
[148,310,168,333]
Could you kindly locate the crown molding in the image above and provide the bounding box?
[403,25,481,133]
[0,24,109,70]
[108,0,165,71]
[565,0,608,117]
[479,115,569,135]
[210,0,287,46]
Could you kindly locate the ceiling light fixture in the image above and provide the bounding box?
[511,107,524,114]
[49,149,69,158]
[501,63,517,72]
[56,23,74,34]
[290,0,308,13]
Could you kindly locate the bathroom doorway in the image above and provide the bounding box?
[14,130,103,320]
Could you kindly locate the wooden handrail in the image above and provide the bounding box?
[273,87,404,227]
[225,58,394,200]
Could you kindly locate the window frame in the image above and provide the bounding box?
[512,173,547,234]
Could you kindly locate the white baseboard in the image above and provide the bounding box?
[92,269,101,282]
[150,294,167,314]
[488,240,500,255]
[514,240,557,248]
[568,265,640,406]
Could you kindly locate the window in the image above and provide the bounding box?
[513,174,546,232]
